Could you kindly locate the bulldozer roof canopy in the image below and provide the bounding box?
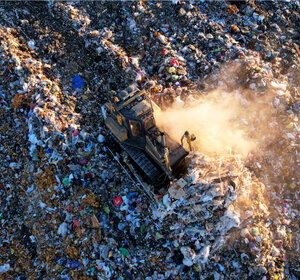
[121,100,152,119]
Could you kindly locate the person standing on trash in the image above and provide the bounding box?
[181,131,196,151]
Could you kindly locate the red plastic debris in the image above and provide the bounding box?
[73,220,80,229]
[113,196,123,206]
[73,130,80,136]
[170,58,179,67]
[163,48,168,55]
[157,193,164,200]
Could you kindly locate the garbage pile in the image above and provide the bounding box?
[0,1,299,279]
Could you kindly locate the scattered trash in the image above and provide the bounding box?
[72,74,85,90]
[0,1,298,279]
[0,264,10,273]
[113,196,123,207]
[119,247,130,256]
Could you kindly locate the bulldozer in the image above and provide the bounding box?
[103,84,192,187]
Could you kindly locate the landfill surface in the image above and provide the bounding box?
[0,1,299,279]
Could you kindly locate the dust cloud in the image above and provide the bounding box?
[154,89,259,157]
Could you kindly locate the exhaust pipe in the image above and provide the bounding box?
[161,132,171,171]
[160,132,165,148]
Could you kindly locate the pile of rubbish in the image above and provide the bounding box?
[0,1,299,279]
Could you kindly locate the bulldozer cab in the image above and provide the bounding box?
[116,88,156,148]
[125,117,145,149]
[128,118,143,137]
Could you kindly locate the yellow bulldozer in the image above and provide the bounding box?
[103,84,192,186]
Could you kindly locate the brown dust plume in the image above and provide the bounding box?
[153,89,258,157]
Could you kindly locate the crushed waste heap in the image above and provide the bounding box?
[0,1,299,279]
